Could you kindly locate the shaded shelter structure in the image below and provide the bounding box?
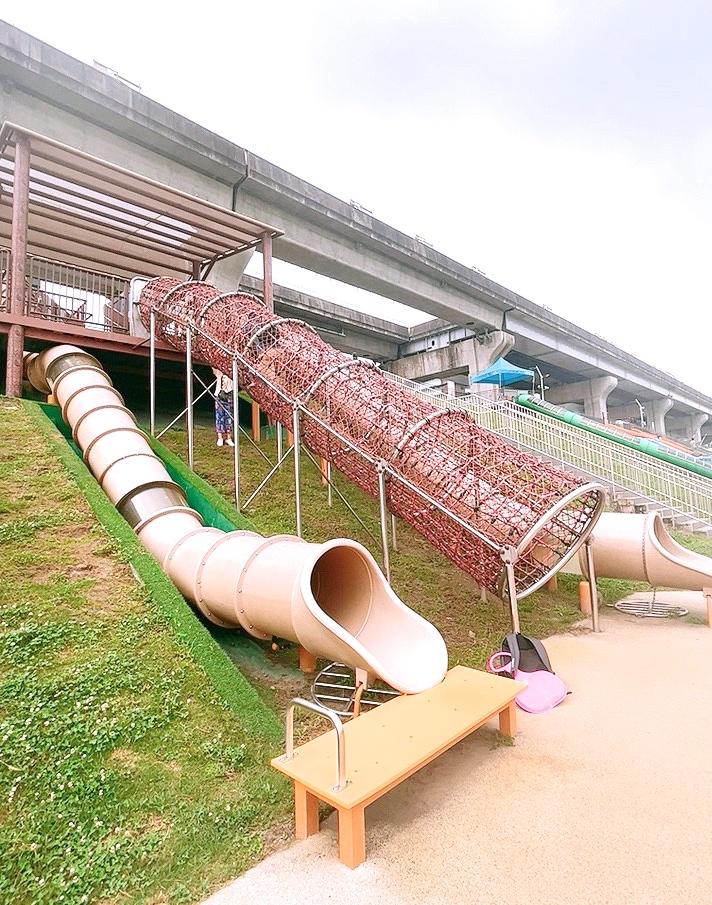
[0,122,283,395]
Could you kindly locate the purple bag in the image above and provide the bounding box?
[486,645,568,713]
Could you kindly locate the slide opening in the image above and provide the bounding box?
[310,546,374,637]
[651,512,680,556]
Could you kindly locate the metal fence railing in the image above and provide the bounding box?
[0,249,131,334]
[384,371,712,530]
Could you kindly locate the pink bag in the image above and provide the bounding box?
[486,651,568,713]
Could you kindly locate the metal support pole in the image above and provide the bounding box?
[262,230,274,312]
[231,357,240,511]
[327,460,333,508]
[292,404,302,538]
[501,545,521,635]
[185,327,194,471]
[583,538,600,633]
[149,309,156,437]
[377,463,391,584]
[276,421,283,466]
[5,133,31,397]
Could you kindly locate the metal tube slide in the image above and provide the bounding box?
[565,511,712,591]
[23,345,448,694]
[137,278,604,598]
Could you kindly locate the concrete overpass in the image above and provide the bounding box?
[247,274,710,441]
[0,20,710,442]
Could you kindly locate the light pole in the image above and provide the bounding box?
[534,366,548,400]
[634,398,645,428]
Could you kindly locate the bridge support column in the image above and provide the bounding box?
[666,412,709,444]
[649,397,673,436]
[687,413,708,444]
[465,330,515,381]
[388,331,514,393]
[546,376,618,422]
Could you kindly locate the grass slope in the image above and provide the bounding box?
[0,399,290,905]
[3,396,709,905]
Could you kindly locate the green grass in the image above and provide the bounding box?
[0,398,290,905]
[4,395,706,905]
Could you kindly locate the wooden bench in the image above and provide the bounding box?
[271,665,525,868]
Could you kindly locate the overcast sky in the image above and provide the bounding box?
[7,2,712,394]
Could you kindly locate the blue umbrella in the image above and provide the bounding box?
[469,357,536,388]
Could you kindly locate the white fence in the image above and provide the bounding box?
[384,371,712,530]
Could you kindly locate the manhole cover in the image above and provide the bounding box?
[611,600,688,618]
[311,663,400,718]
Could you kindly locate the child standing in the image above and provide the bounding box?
[212,368,235,447]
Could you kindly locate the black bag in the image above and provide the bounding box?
[501,632,554,677]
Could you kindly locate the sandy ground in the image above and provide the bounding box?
[203,592,712,905]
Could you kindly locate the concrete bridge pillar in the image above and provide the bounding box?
[688,412,709,444]
[545,376,618,423]
[464,331,516,401]
[388,330,514,388]
[465,330,515,380]
[668,412,708,443]
[649,397,674,436]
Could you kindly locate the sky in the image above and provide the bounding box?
[6,1,712,394]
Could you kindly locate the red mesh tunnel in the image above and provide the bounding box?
[138,278,604,597]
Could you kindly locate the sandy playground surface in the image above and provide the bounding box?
[204,590,711,905]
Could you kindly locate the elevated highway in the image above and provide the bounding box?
[246,274,711,441]
[0,20,710,441]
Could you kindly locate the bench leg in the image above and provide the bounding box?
[294,782,320,839]
[337,804,366,869]
[498,701,517,738]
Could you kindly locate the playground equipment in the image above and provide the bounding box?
[22,344,448,694]
[565,511,712,591]
[137,278,605,603]
[272,666,524,868]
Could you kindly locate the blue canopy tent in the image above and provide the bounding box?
[469,357,536,388]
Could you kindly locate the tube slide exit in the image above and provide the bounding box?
[565,511,712,591]
[23,344,448,695]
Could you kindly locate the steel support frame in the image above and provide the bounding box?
[138,278,603,604]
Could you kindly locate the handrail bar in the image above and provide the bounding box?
[281,697,348,792]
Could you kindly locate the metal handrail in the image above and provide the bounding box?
[281,697,348,792]
[384,372,712,530]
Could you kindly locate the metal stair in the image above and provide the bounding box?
[385,372,712,535]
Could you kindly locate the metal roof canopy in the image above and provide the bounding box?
[0,121,283,281]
